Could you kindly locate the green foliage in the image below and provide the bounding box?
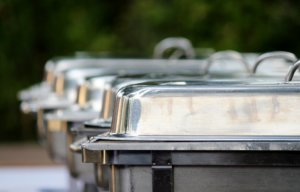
[1,0,300,141]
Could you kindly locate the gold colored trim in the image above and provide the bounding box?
[37,109,45,137]
[111,165,116,192]
[66,132,77,177]
[77,84,88,107]
[46,70,54,85]
[102,90,113,120]
[102,150,107,165]
[55,75,64,96]
[96,164,106,187]
[47,119,67,132]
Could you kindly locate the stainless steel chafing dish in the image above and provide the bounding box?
[82,64,300,192]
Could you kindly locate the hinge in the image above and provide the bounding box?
[152,151,173,192]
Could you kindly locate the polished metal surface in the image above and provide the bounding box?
[76,75,117,111]
[108,80,300,139]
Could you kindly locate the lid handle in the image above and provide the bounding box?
[204,50,250,74]
[285,60,300,81]
[153,37,196,59]
[252,51,297,74]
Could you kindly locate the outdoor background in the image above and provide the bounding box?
[1,0,300,142]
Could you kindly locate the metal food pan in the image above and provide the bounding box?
[83,133,300,192]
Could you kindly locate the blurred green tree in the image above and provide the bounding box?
[1,0,300,141]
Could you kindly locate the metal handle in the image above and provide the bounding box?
[153,37,196,59]
[285,60,300,81]
[252,51,297,74]
[70,137,88,153]
[204,50,250,74]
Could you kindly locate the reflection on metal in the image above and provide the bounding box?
[37,109,45,139]
[47,119,67,132]
[252,51,297,74]
[102,150,107,165]
[55,75,65,96]
[77,84,88,107]
[95,163,109,189]
[102,89,113,120]
[66,132,77,177]
[46,70,55,85]
[111,165,116,192]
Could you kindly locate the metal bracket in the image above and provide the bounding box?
[152,151,173,192]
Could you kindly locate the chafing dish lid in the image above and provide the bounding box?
[106,80,300,139]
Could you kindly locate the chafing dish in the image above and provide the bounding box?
[82,64,300,191]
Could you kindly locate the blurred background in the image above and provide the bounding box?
[1,0,300,142]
